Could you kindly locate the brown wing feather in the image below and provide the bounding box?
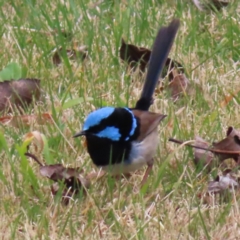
[132,110,166,141]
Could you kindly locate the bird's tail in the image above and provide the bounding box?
[135,19,180,111]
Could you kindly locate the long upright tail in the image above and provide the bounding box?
[135,19,180,111]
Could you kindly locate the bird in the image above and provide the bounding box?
[73,19,180,185]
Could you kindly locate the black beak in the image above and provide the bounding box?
[73,131,86,138]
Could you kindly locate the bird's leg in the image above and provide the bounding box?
[140,159,154,186]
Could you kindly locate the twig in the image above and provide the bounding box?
[169,138,240,154]
[25,152,43,166]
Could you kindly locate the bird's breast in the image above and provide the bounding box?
[127,129,159,168]
[85,135,132,167]
[85,129,159,175]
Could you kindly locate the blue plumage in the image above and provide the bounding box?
[124,108,137,141]
[83,107,115,131]
[82,106,138,142]
[96,126,121,141]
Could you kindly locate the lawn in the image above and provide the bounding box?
[0,0,240,239]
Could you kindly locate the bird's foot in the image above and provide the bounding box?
[140,159,154,187]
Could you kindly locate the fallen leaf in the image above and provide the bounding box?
[119,38,184,80]
[201,171,239,205]
[41,164,90,204]
[40,164,82,181]
[0,113,52,128]
[25,153,90,204]
[212,126,240,163]
[23,131,46,153]
[167,73,189,101]
[194,136,215,171]
[208,173,239,194]
[120,38,151,71]
[0,78,40,112]
[50,181,80,205]
[169,130,240,164]
[192,0,229,11]
[52,46,87,65]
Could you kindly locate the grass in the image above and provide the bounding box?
[0,0,240,239]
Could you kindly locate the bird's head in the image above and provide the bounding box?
[73,107,139,142]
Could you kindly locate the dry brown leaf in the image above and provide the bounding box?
[194,136,215,171]
[169,129,240,165]
[52,46,87,65]
[40,164,83,181]
[50,182,75,205]
[120,38,151,71]
[168,74,189,101]
[0,78,40,112]
[201,171,239,205]
[25,153,90,205]
[208,173,239,194]
[212,126,240,163]
[119,38,184,80]
[23,131,46,153]
[40,164,90,204]
[0,113,52,128]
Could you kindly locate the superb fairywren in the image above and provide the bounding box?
[74,19,180,184]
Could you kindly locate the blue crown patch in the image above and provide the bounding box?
[83,107,115,131]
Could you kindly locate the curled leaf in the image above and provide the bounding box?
[120,38,151,71]
[40,164,90,190]
[212,126,240,163]
[25,153,90,205]
[23,131,45,153]
[119,38,184,80]
[0,78,40,112]
[41,164,90,204]
[208,173,239,194]
[169,127,240,165]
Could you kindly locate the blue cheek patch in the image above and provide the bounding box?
[95,126,121,141]
[83,107,115,131]
[124,108,137,141]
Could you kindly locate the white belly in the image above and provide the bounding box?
[101,131,159,175]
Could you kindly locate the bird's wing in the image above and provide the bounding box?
[132,109,166,141]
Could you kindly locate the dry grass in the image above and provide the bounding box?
[0,0,240,239]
